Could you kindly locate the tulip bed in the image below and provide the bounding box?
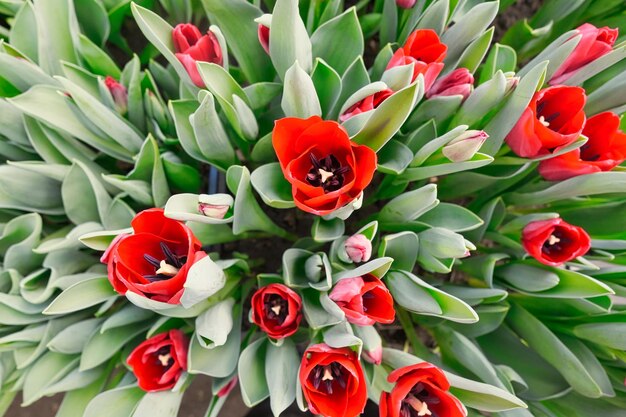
[1,0,626,417]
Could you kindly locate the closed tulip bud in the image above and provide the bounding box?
[396,0,417,8]
[362,346,383,365]
[504,71,520,93]
[198,194,232,219]
[427,68,474,100]
[304,254,324,283]
[104,76,128,115]
[344,233,372,263]
[442,130,489,162]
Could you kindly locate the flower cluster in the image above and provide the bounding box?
[1,1,626,417]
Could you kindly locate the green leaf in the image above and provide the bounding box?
[270,0,312,79]
[441,1,498,69]
[573,322,626,350]
[419,203,484,232]
[131,390,183,417]
[377,139,414,175]
[61,161,112,226]
[379,184,439,223]
[244,82,283,110]
[311,7,363,75]
[188,303,242,377]
[507,172,626,206]
[329,56,369,119]
[9,1,38,62]
[226,165,289,237]
[201,0,273,82]
[78,35,121,78]
[481,62,548,155]
[311,59,342,118]
[506,304,605,398]
[301,289,344,329]
[405,95,463,130]
[311,217,345,242]
[190,92,237,170]
[386,271,478,323]
[479,43,517,84]
[455,27,494,74]
[80,323,149,371]
[453,71,507,128]
[75,0,110,47]
[414,0,449,35]
[83,386,144,417]
[47,318,103,354]
[33,0,79,75]
[265,339,299,416]
[281,61,322,118]
[379,232,419,271]
[351,80,423,151]
[22,352,78,406]
[239,338,269,407]
[43,277,116,315]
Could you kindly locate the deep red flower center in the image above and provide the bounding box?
[401,383,441,417]
[579,142,602,161]
[541,228,572,257]
[143,242,187,282]
[154,346,175,370]
[306,153,350,193]
[535,100,563,132]
[263,293,289,325]
[309,362,346,394]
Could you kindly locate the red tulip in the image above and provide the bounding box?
[396,0,417,8]
[505,85,586,158]
[299,344,367,417]
[329,274,395,326]
[339,89,394,122]
[522,218,591,266]
[172,23,223,87]
[101,208,207,304]
[251,283,303,339]
[127,330,189,392]
[380,362,466,417]
[258,24,270,54]
[387,29,447,91]
[272,116,377,216]
[538,112,626,181]
[427,68,474,100]
[104,76,128,114]
[550,23,619,85]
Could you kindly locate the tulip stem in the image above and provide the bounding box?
[396,307,438,363]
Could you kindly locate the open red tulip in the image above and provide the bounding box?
[299,344,367,417]
[538,111,626,181]
[387,29,447,90]
[127,330,189,392]
[101,208,207,304]
[505,85,586,158]
[380,362,466,417]
[522,218,591,266]
[272,116,377,216]
[251,283,302,339]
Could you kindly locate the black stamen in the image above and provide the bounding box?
[143,254,161,268]
[305,153,350,193]
[160,242,180,267]
[544,112,560,123]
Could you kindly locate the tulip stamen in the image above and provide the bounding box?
[155,346,175,369]
[307,153,350,193]
[547,235,561,245]
[310,362,345,394]
[405,395,432,416]
[264,294,288,324]
[143,243,187,282]
[158,353,172,367]
[538,115,550,127]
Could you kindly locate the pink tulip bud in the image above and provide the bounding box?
[442,130,489,162]
[104,76,128,115]
[217,377,238,397]
[172,23,223,87]
[396,0,417,8]
[344,234,372,263]
[362,346,383,365]
[198,203,229,219]
[427,68,474,100]
[258,24,270,54]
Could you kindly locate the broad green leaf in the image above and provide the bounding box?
[43,277,116,315]
[311,59,341,118]
[83,386,144,417]
[281,61,321,118]
[132,390,183,417]
[379,184,439,223]
[239,338,269,407]
[33,0,79,74]
[265,339,299,416]
[379,232,419,271]
[270,0,312,79]
[311,7,363,75]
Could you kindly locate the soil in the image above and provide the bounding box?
[7,0,545,416]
